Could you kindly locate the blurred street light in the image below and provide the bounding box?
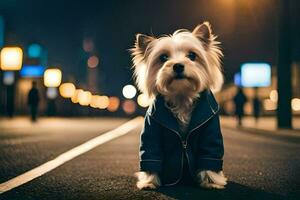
[59,83,76,98]
[90,95,102,108]
[97,96,110,109]
[137,93,150,108]
[28,43,42,58]
[78,90,92,106]
[107,96,120,112]
[269,90,278,102]
[0,47,23,71]
[46,87,58,99]
[3,71,14,85]
[0,46,23,118]
[122,84,137,99]
[44,68,62,87]
[122,100,136,114]
[71,89,83,104]
[264,99,277,111]
[87,56,99,68]
[291,98,300,111]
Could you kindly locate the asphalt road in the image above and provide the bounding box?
[0,117,299,200]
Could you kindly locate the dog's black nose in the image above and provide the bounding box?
[173,63,184,74]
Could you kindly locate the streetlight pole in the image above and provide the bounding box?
[0,47,23,118]
[277,0,292,129]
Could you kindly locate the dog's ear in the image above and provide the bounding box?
[193,22,224,92]
[134,34,155,55]
[192,22,213,45]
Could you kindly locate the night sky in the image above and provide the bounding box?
[1,0,300,96]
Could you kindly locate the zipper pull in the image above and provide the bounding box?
[182,141,187,149]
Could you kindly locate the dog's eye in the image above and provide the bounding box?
[159,54,169,63]
[187,52,197,61]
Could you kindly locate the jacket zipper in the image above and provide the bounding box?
[179,106,220,181]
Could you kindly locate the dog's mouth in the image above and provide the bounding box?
[174,74,186,80]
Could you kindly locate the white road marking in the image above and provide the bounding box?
[0,117,143,194]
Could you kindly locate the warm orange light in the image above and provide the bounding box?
[87,56,99,68]
[107,96,120,112]
[0,47,23,71]
[122,100,136,114]
[90,95,101,108]
[269,90,278,102]
[71,89,83,104]
[292,98,300,111]
[59,83,76,98]
[264,99,277,111]
[44,68,62,87]
[78,90,92,106]
[98,96,110,109]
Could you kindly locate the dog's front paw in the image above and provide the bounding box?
[134,171,161,190]
[197,170,227,189]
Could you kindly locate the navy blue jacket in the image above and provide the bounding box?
[139,90,224,186]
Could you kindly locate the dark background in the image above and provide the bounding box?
[1,0,299,96]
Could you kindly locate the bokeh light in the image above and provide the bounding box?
[122,85,137,99]
[0,47,23,71]
[90,95,102,108]
[83,38,94,53]
[269,90,278,102]
[78,90,92,106]
[44,68,62,87]
[137,94,151,108]
[59,83,76,98]
[98,96,110,109]
[264,99,277,111]
[87,56,99,68]
[46,87,58,99]
[20,65,45,78]
[291,98,300,111]
[107,96,120,112]
[71,89,83,104]
[122,100,136,114]
[3,71,14,85]
[28,43,42,58]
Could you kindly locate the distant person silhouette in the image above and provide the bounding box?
[233,87,247,127]
[253,96,261,124]
[27,81,40,122]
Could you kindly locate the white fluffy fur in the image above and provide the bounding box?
[135,170,227,190]
[131,22,226,189]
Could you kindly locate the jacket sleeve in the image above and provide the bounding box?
[139,114,163,173]
[196,113,224,172]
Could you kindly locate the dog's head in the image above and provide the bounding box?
[130,22,223,100]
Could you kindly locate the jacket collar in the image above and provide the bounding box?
[147,90,219,134]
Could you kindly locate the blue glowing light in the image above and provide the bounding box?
[28,43,42,58]
[20,65,45,77]
[3,71,14,85]
[241,63,271,87]
[234,73,241,86]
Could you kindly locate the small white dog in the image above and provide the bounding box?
[131,22,227,190]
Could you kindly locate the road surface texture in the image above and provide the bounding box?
[0,117,299,200]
